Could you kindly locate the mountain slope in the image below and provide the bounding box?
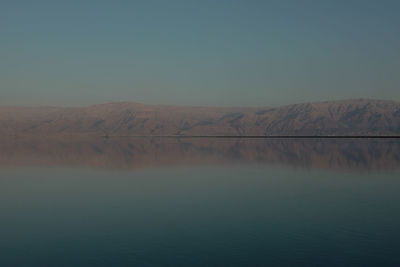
[0,99,399,136]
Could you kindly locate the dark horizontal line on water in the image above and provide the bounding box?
[103,135,400,139]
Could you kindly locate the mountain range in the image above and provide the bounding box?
[1,99,399,136]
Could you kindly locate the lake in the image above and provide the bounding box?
[0,137,399,267]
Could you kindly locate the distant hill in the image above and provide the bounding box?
[0,99,399,136]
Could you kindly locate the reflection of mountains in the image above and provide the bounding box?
[1,137,399,172]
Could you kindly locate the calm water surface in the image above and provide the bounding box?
[0,137,399,267]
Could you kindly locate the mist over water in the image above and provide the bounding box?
[0,138,399,266]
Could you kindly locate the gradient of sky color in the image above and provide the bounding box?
[1,0,399,107]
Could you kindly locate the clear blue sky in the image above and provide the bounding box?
[1,0,399,107]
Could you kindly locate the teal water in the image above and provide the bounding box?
[0,138,399,266]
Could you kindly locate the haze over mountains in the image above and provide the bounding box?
[1,99,399,136]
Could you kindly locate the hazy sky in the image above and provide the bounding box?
[1,0,399,107]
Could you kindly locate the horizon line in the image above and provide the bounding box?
[1,97,399,109]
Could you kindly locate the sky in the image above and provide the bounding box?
[1,0,400,107]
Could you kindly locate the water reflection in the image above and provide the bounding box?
[1,137,399,172]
